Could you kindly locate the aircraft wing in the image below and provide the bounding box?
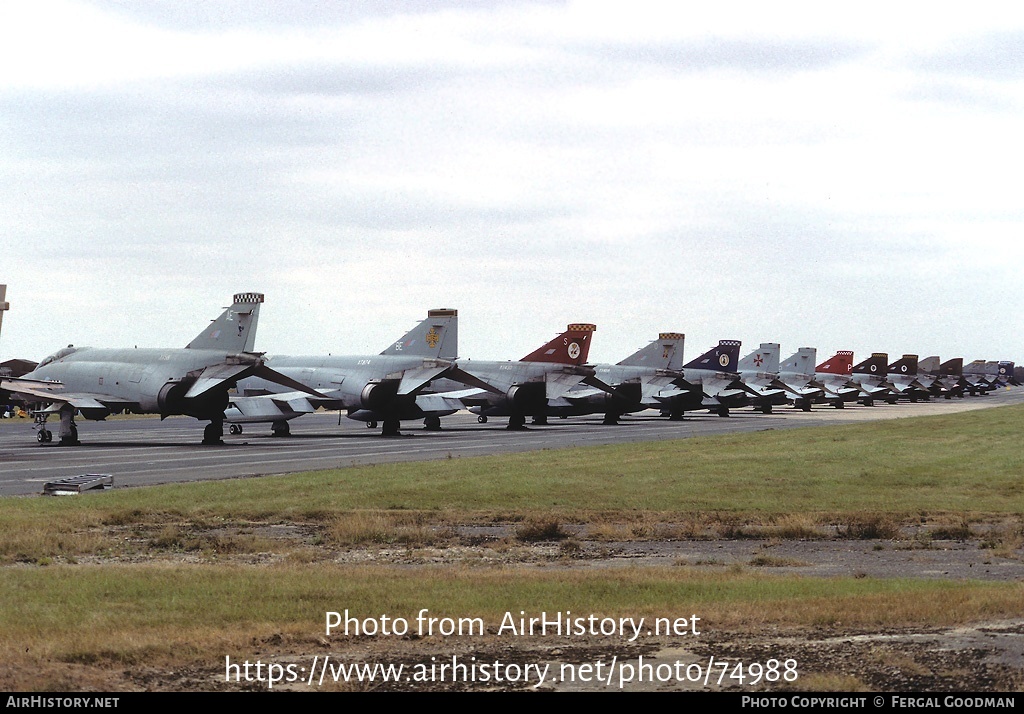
[702,375,742,398]
[1,380,137,419]
[440,366,507,396]
[228,392,328,419]
[652,386,691,401]
[545,370,589,399]
[414,391,480,413]
[886,376,920,394]
[772,377,823,399]
[185,362,328,401]
[396,364,452,396]
[561,386,605,401]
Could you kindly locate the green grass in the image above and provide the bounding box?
[2,403,1022,527]
[1,564,1020,663]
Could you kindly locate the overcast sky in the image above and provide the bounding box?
[2,1,1022,368]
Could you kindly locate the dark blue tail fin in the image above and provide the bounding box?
[684,340,741,372]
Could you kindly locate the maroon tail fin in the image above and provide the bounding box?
[520,323,596,365]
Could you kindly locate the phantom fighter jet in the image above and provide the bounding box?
[426,323,604,429]
[225,308,482,437]
[2,293,322,445]
[541,332,686,424]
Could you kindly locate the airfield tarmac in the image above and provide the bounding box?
[2,388,1023,497]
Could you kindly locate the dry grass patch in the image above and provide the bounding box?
[836,514,901,540]
[326,510,451,547]
[748,555,811,568]
[789,673,873,692]
[515,520,570,542]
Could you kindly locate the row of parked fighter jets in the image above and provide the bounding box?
[0,292,1017,446]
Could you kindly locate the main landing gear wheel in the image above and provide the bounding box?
[59,422,80,446]
[229,424,243,435]
[507,414,527,430]
[760,404,773,414]
[717,407,730,418]
[272,420,290,437]
[367,421,378,429]
[381,418,401,437]
[37,429,52,443]
[202,421,225,445]
[423,416,442,431]
[477,415,488,424]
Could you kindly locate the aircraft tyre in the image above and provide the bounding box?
[423,415,442,431]
[229,424,242,435]
[760,404,772,414]
[801,402,812,412]
[602,412,620,425]
[531,415,548,425]
[717,406,730,418]
[202,421,225,445]
[477,415,488,424]
[668,411,685,421]
[37,429,51,443]
[367,421,378,429]
[507,414,528,430]
[381,418,401,437]
[60,422,80,446]
[834,401,844,409]
[272,420,290,437]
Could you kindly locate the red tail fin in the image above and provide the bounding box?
[816,350,854,375]
[520,323,596,365]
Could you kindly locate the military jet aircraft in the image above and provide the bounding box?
[733,342,788,413]
[811,351,863,406]
[538,332,686,424]
[846,352,893,405]
[427,323,603,430]
[916,356,962,398]
[225,308,474,437]
[1,292,323,446]
[773,347,827,411]
[650,339,744,418]
[882,354,931,402]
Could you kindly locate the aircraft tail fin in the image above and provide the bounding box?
[887,354,919,376]
[938,358,963,376]
[918,356,940,374]
[816,350,853,375]
[781,347,817,377]
[617,332,684,370]
[520,323,596,365]
[684,340,741,372]
[186,292,263,353]
[853,352,888,376]
[738,343,780,373]
[380,308,458,360]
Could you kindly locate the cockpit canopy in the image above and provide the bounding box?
[37,345,78,368]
